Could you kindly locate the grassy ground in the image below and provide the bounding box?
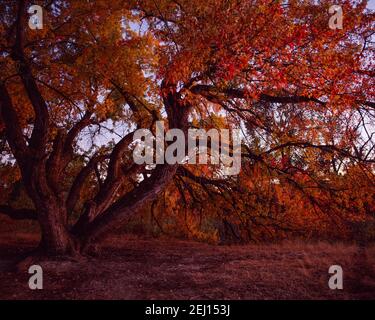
[0,228,375,300]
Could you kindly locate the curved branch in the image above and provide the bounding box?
[177,166,228,187]
[11,2,49,155]
[66,154,108,215]
[79,163,179,244]
[263,141,375,163]
[189,84,325,105]
[0,82,29,165]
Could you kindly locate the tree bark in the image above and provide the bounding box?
[37,203,78,256]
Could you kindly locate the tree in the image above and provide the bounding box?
[0,0,374,256]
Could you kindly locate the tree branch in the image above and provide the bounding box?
[11,0,49,155]
[66,154,108,215]
[189,84,325,105]
[0,82,29,165]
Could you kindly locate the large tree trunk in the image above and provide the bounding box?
[20,161,80,256]
[12,202,82,271]
[37,204,78,256]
